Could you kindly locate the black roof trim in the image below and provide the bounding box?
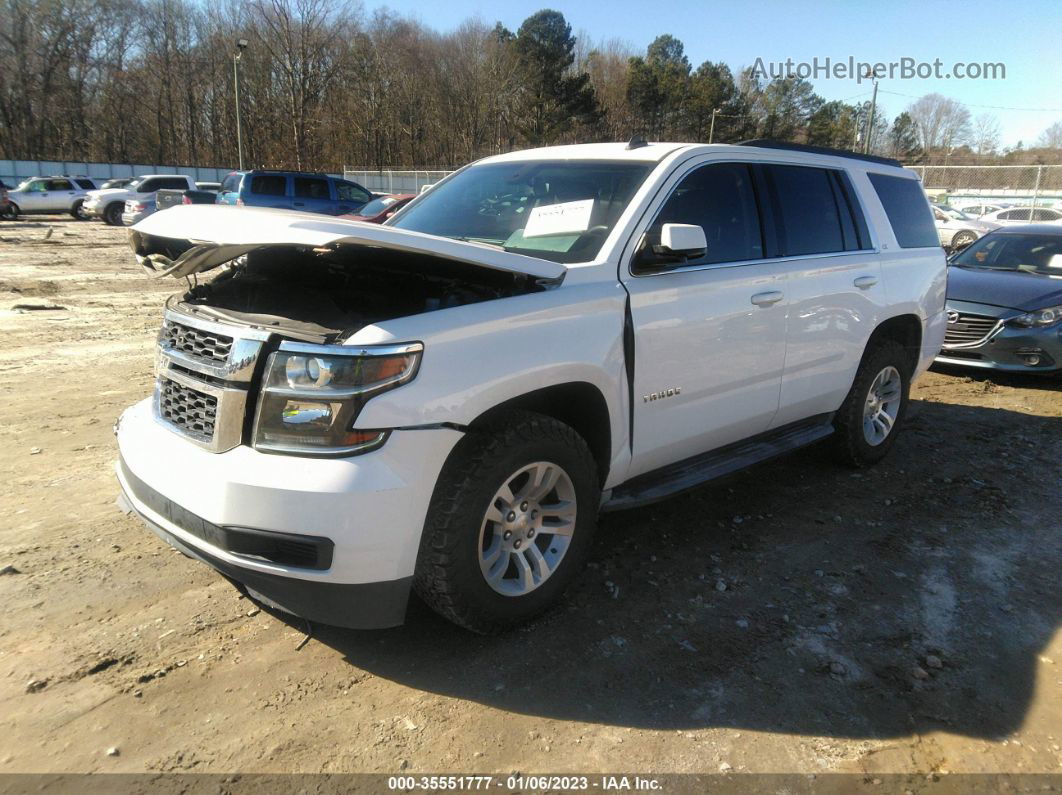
[737,139,904,169]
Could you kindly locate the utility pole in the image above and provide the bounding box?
[864,75,879,154]
[709,108,720,144]
[234,38,248,171]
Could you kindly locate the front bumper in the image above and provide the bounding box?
[935,307,1062,373]
[115,397,463,628]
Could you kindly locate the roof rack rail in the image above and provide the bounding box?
[737,139,903,169]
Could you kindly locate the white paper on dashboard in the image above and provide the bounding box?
[522,199,594,238]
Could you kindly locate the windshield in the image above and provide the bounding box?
[951,233,1062,275]
[390,160,653,263]
[937,205,971,221]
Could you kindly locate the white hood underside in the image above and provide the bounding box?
[130,204,567,281]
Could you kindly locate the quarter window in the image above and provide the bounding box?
[637,162,763,271]
[867,172,939,248]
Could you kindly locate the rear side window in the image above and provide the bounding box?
[294,177,330,199]
[766,165,844,256]
[1032,208,1061,221]
[867,173,939,248]
[250,175,287,196]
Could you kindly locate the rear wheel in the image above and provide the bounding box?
[414,410,598,633]
[1,202,18,220]
[832,340,910,467]
[70,199,89,220]
[951,230,977,250]
[104,202,123,226]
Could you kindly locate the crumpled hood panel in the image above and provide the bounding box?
[129,204,567,281]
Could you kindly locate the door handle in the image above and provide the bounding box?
[750,291,784,307]
[854,275,878,289]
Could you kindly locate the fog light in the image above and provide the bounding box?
[1016,348,1044,366]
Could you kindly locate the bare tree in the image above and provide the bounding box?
[971,113,1001,156]
[906,93,972,157]
[1037,120,1062,150]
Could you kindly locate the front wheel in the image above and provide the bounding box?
[951,230,977,250]
[414,410,598,633]
[832,340,911,467]
[71,199,89,220]
[104,202,123,226]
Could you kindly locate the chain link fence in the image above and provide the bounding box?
[343,169,452,195]
[903,164,1062,212]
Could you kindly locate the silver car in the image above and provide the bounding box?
[0,176,97,220]
[931,204,1000,250]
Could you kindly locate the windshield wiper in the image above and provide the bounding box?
[452,236,506,251]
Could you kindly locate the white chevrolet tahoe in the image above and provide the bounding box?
[115,140,947,633]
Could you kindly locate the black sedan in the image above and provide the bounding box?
[936,224,1062,374]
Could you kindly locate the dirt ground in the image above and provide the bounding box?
[0,216,1060,780]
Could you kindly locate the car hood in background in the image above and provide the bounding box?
[947,265,1062,311]
[88,188,135,201]
[128,204,567,281]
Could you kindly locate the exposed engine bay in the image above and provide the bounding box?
[130,233,552,342]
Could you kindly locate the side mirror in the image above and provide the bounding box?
[659,223,707,256]
[419,183,435,194]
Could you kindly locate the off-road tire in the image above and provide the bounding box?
[413,410,598,633]
[104,202,123,226]
[832,339,911,467]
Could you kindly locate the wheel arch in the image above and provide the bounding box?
[467,381,612,486]
[865,313,923,376]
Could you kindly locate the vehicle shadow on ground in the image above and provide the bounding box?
[287,400,1061,739]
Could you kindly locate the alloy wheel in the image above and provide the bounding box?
[862,365,902,446]
[477,461,577,597]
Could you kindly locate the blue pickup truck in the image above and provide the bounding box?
[216,170,374,215]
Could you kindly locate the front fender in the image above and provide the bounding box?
[350,282,632,487]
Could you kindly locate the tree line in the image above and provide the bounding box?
[2,0,1060,171]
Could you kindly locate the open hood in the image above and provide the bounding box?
[128,205,567,282]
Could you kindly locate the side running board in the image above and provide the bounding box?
[603,414,835,512]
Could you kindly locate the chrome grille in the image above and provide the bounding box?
[943,313,999,346]
[161,320,233,364]
[158,377,218,443]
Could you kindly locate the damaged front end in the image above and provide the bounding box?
[129,205,564,343]
[129,205,564,454]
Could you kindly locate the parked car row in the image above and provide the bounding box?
[0,168,393,226]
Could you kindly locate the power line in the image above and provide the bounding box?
[877,89,1062,113]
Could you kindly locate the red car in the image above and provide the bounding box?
[340,193,415,223]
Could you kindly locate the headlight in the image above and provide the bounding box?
[1009,305,1062,328]
[253,341,422,456]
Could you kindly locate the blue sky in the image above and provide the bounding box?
[370,0,1062,147]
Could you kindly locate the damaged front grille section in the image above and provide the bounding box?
[154,309,271,452]
[160,320,233,364]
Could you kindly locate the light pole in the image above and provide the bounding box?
[709,108,720,144]
[233,38,248,171]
